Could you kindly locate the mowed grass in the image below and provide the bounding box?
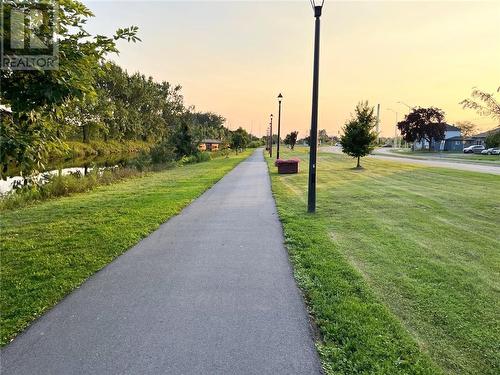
[267,147,499,374]
[0,151,251,346]
[388,149,500,164]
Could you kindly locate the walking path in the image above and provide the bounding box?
[1,149,322,375]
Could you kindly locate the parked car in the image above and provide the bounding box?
[481,148,495,155]
[463,145,485,154]
[491,148,500,155]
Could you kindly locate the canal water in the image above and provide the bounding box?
[0,154,137,195]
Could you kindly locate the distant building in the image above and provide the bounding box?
[413,124,461,151]
[198,139,222,152]
[442,127,500,151]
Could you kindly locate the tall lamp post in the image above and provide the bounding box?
[307,0,324,213]
[276,93,283,159]
[269,114,273,157]
[387,108,398,147]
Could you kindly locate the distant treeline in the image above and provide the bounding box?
[0,0,259,180]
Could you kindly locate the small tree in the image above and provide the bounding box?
[284,131,299,150]
[340,101,377,168]
[230,127,250,153]
[318,129,329,144]
[397,107,446,151]
[172,117,197,158]
[485,130,500,148]
[455,121,477,138]
[289,131,298,150]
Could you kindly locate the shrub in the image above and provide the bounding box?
[150,141,176,164]
[485,131,500,148]
[248,140,263,148]
[130,151,152,172]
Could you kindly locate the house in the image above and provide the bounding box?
[198,139,222,152]
[413,124,461,151]
[442,127,500,151]
[466,127,500,146]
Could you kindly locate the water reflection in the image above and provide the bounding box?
[0,154,136,195]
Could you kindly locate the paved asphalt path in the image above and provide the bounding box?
[1,149,322,375]
[323,146,500,175]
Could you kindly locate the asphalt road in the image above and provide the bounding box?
[1,149,322,375]
[323,146,500,175]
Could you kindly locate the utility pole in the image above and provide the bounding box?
[269,114,273,158]
[376,103,380,144]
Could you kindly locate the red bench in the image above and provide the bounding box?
[275,158,299,174]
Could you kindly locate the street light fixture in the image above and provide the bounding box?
[269,114,273,157]
[397,101,413,111]
[307,0,324,213]
[276,93,283,159]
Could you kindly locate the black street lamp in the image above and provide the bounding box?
[269,114,273,157]
[307,0,324,213]
[276,93,283,159]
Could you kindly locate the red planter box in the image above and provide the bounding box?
[275,158,299,174]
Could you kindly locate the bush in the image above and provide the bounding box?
[130,151,152,172]
[248,140,263,148]
[180,151,211,165]
[150,141,176,164]
[485,131,500,148]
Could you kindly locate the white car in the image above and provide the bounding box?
[463,145,485,154]
[491,148,500,155]
[481,148,495,155]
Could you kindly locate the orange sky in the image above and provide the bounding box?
[86,1,500,137]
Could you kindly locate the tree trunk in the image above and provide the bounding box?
[82,125,90,143]
[357,155,361,168]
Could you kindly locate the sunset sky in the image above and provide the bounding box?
[85,0,500,137]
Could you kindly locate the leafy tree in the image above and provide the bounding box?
[289,131,298,150]
[461,85,500,124]
[171,116,197,159]
[284,131,299,150]
[485,130,500,148]
[455,121,477,138]
[397,107,446,151]
[190,112,226,141]
[318,129,330,144]
[230,127,250,153]
[340,101,378,168]
[0,0,139,176]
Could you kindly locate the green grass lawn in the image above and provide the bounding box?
[0,151,251,346]
[267,147,499,374]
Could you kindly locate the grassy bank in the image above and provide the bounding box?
[55,140,152,159]
[0,150,251,346]
[267,148,499,374]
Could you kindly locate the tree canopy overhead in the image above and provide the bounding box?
[461,85,500,125]
[0,0,140,176]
